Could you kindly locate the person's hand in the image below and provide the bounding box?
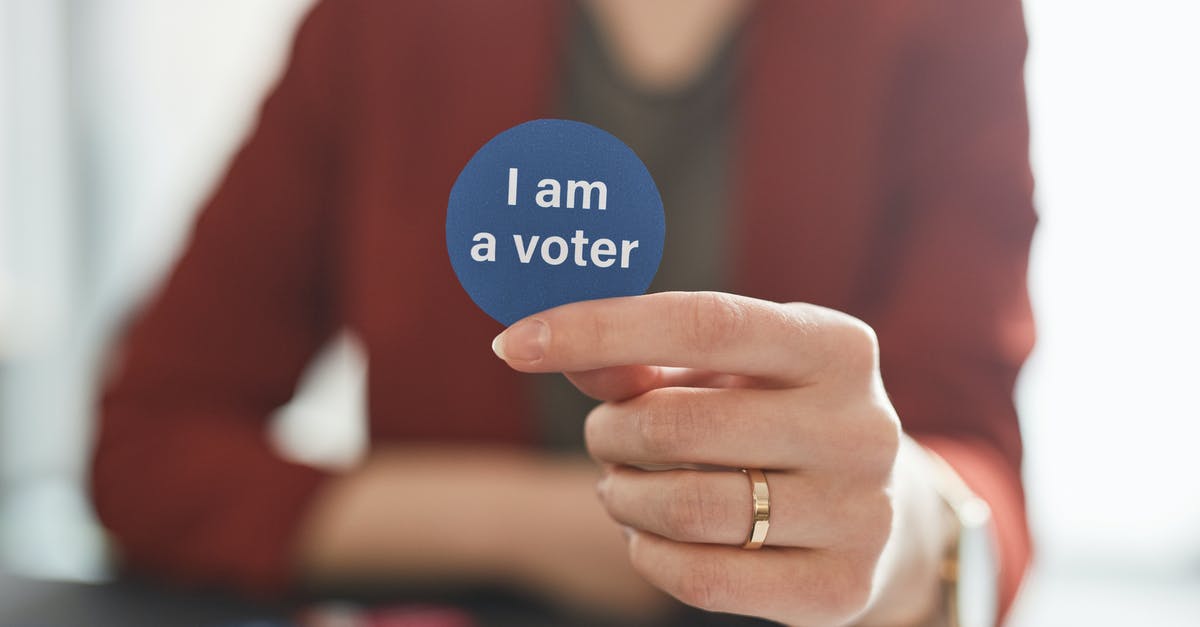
[492,292,948,626]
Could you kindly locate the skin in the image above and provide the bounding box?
[299,296,949,624]
[297,446,668,617]
[582,0,755,90]
[492,292,950,626]
[300,2,952,624]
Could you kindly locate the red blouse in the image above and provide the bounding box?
[91,0,1036,616]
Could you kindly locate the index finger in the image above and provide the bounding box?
[491,291,863,383]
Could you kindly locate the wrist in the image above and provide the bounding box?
[856,435,954,626]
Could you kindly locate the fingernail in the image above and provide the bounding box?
[620,525,635,542]
[492,318,548,362]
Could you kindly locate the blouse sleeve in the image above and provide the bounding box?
[91,1,347,596]
[869,0,1038,617]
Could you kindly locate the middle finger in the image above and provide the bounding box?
[585,386,850,469]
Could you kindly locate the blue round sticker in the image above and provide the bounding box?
[447,119,665,326]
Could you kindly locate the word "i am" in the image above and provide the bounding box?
[507,168,607,210]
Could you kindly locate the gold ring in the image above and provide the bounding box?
[741,468,770,549]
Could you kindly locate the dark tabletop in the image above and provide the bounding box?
[0,573,774,627]
[0,574,291,627]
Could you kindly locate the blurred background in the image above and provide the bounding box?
[0,1,1197,625]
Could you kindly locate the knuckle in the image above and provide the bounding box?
[840,401,900,481]
[625,531,652,576]
[634,406,679,459]
[864,409,902,476]
[635,390,702,458]
[660,474,718,540]
[681,291,748,349]
[837,316,880,377]
[841,568,876,618]
[582,404,608,457]
[820,559,875,621]
[586,309,620,355]
[840,488,895,555]
[673,558,731,611]
[865,492,896,551]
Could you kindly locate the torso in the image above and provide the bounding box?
[326,0,907,447]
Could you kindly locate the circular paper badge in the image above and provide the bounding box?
[447,119,665,325]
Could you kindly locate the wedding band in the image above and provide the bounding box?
[741,468,770,549]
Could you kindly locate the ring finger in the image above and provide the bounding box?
[597,465,880,549]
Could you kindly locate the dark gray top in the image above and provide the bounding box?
[534,7,742,450]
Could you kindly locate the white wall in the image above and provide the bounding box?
[1,0,91,580]
[0,0,318,581]
[1012,0,1200,624]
